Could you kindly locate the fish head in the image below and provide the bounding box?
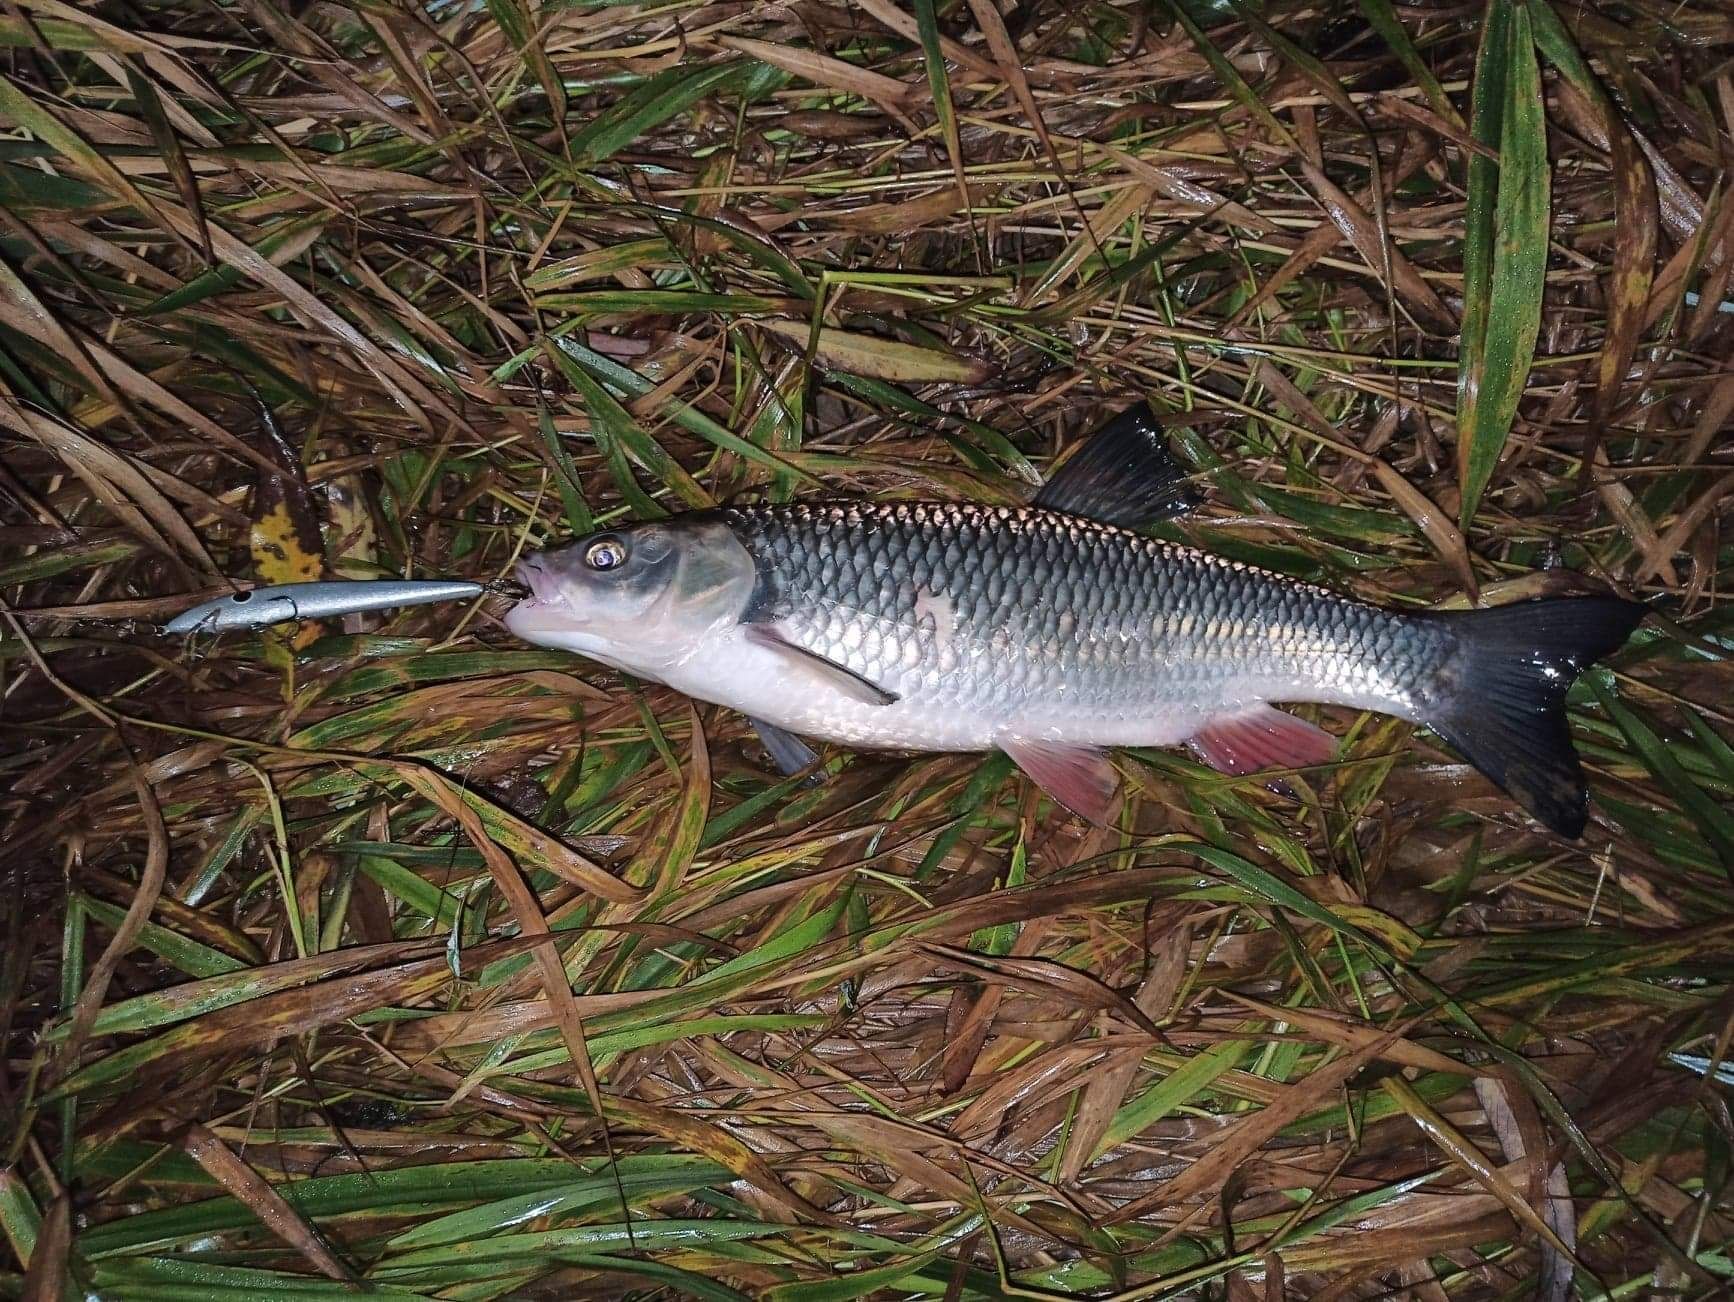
[505,517,754,675]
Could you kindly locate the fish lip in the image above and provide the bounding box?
[513,556,561,606]
[503,601,616,659]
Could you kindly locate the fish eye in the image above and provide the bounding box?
[584,538,628,572]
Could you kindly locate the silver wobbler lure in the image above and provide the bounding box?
[163,579,485,635]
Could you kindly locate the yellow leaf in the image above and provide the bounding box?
[249,500,323,585]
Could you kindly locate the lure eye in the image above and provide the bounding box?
[584,538,628,572]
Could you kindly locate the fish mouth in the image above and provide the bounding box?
[513,556,564,606]
[505,556,583,644]
[504,556,628,664]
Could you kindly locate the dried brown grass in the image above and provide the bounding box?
[2,1,1733,1297]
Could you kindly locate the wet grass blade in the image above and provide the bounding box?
[1588,678,1734,872]
[913,0,975,263]
[178,1124,355,1284]
[19,1191,70,1302]
[0,73,198,261]
[122,65,212,263]
[485,0,566,138]
[543,338,711,515]
[1357,0,1459,122]
[568,63,745,166]
[1528,1,1657,432]
[536,399,594,534]
[1457,0,1550,527]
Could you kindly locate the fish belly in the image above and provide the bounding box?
[661,623,1350,754]
[663,623,1007,749]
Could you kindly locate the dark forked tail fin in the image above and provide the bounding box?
[1419,596,1645,837]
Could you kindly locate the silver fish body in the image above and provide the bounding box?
[506,407,1644,835]
[715,500,1440,750]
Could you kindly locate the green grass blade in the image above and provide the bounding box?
[1588,679,1734,870]
[569,63,744,166]
[1457,1,1550,527]
[1357,0,1459,122]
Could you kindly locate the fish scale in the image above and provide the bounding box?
[725,500,1442,725]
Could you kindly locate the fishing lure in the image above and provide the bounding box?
[163,579,485,635]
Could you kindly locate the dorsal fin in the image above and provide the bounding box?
[1031,404,1197,528]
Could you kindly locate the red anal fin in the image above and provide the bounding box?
[1000,738,1119,825]
[1188,705,1336,777]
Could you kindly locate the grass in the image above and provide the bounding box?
[1,0,1732,1297]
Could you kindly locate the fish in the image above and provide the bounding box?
[505,406,1645,836]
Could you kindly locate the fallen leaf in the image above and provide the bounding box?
[757,319,990,383]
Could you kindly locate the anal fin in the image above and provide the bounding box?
[1188,705,1336,778]
[1000,737,1119,825]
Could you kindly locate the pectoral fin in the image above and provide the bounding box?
[743,624,898,706]
[750,717,821,778]
[1187,705,1336,777]
[1000,737,1119,825]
